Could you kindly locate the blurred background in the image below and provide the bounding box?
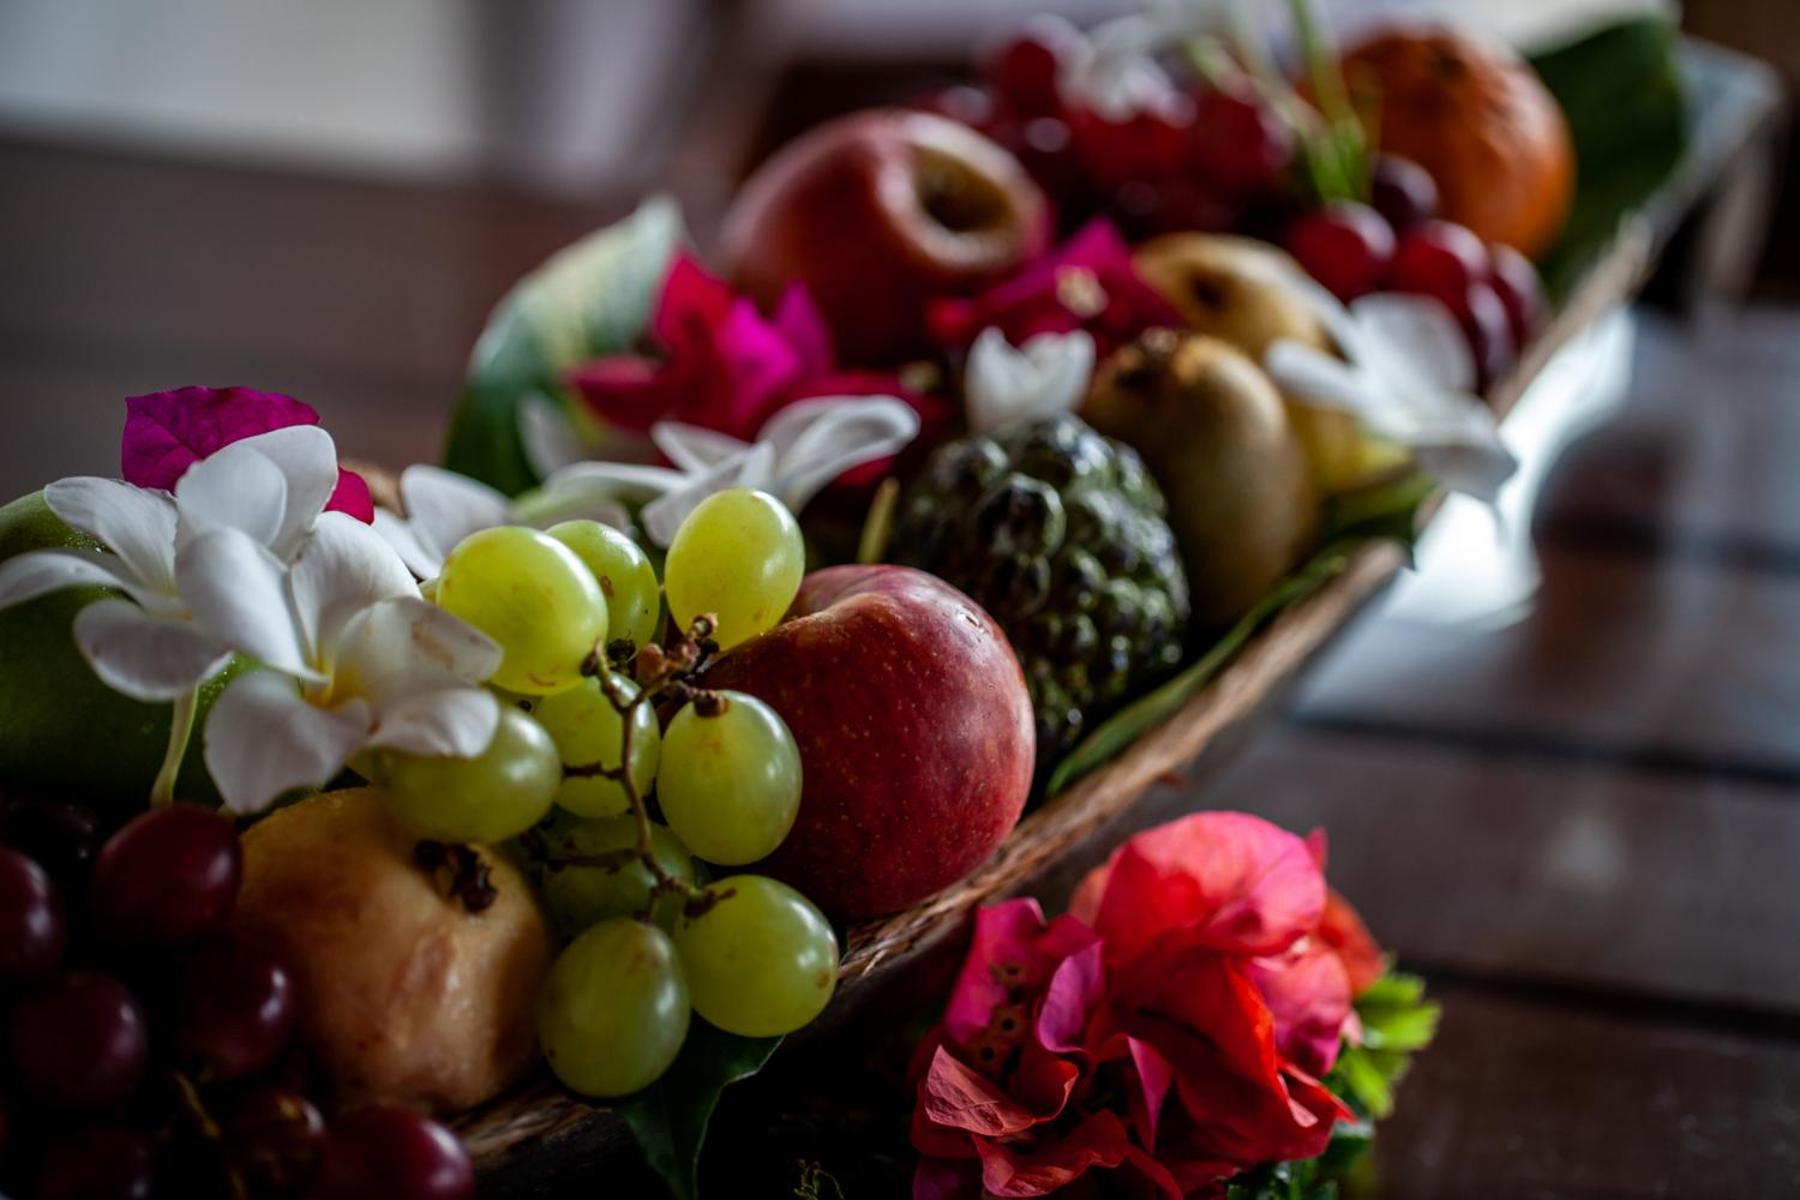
[1,1,1797,1195]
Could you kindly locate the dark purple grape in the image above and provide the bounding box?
[0,845,65,983]
[31,1125,155,1200]
[91,805,240,948]
[0,792,101,892]
[1370,153,1440,231]
[6,971,148,1109]
[319,1107,474,1200]
[171,934,296,1082]
[221,1086,327,1197]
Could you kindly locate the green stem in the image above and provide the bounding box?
[150,686,200,809]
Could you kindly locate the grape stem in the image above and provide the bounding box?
[553,614,725,921]
[149,685,200,809]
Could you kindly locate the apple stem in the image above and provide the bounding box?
[149,686,200,810]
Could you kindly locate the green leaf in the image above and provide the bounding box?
[442,197,684,494]
[1320,472,1434,547]
[1046,543,1356,796]
[1529,17,1687,297]
[618,1021,781,1200]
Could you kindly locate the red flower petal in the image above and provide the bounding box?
[122,386,320,490]
[972,1109,1136,1198]
[1318,888,1386,997]
[1248,940,1354,1077]
[1037,940,1105,1054]
[1072,812,1327,965]
[942,898,1098,1049]
[650,254,737,351]
[326,468,376,524]
[566,355,674,432]
[922,1045,1077,1138]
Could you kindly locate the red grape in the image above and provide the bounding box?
[91,804,240,948]
[1070,99,1195,190]
[319,1107,474,1200]
[7,971,147,1108]
[1191,84,1295,196]
[915,84,998,131]
[1389,220,1491,319]
[222,1086,327,1197]
[984,16,1082,118]
[1463,281,1517,389]
[1286,202,1396,301]
[1370,154,1439,231]
[0,792,101,892]
[1487,243,1546,348]
[172,934,296,1082]
[0,845,65,982]
[31,1125,155,1200]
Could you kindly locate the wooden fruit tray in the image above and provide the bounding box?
[455,36,1776,1191]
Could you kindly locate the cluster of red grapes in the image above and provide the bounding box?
[1284,162,1546,387]
[921,16,1299,241]
[0,792,472,1200]
[925,16,1547,390]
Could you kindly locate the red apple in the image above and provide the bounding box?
[720,109,1052,365]
[701,565,1034,919]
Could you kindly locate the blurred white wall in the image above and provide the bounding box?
[0,0,705,192]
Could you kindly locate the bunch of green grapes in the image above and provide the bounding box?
[367,492,839,1100]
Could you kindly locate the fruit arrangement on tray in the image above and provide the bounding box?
[0,2,1686,1198]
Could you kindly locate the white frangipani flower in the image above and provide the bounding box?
[0,426,340,701]
[541,395,921,547]
[202,511,503,813]
[1058,0,1237,121]
[372,463,632,579]
[1265,290,1519,504]
[964,328,1096,435]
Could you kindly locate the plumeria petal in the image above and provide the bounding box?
[204,670,372,814]
[43,477,179,598]
[234,426,347,558]
[759,396,921,512]
[653,423,752,473]
[965,329,1096,434]
[330,596,501,711]
[176,528,317,681]
[71,598,232,701]
[173,435,291,550]
[287,511,418,667]
[1351,293,1477,396]
[519,393,590,481]
[365,685,500,759]
[397,465,514,568]
[371,508,438,579]
[0,548,152,611]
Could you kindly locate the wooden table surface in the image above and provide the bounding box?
[2,117,1798,1196]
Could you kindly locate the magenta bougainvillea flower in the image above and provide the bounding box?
[912,813,1376,1198]
[927,220,1181,360]
[566,254,944,449]
[121,386,373,522]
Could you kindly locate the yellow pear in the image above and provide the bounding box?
[1133,234,1410,495]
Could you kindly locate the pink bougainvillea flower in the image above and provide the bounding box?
[1089,938,1351,1183]
[927,220,1180,359]
[567,254,938,450]
[1318,888,1387,997]
[1070,811,1328,966]
[122,386,373,522]
[1246,940,1354,1078]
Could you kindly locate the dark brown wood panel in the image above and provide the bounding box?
[1297,547,1800,776]
[1363,984,1800,1199]
[1198,727,1800,1014]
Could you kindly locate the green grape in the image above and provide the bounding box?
[662,489,803,651]
[673,875,837,1037]
[377,707,561,843]
[657,691,801,865]
[436,526,607,695]
[537,918,690,1098]
[538,814,695,937]
[531,673,660,819]
[547,520,662,652]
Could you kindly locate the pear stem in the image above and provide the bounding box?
[150,686,200,809]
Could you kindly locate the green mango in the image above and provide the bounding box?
[0,491,245,809]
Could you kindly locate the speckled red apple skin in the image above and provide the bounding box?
[701,565,1035,919]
